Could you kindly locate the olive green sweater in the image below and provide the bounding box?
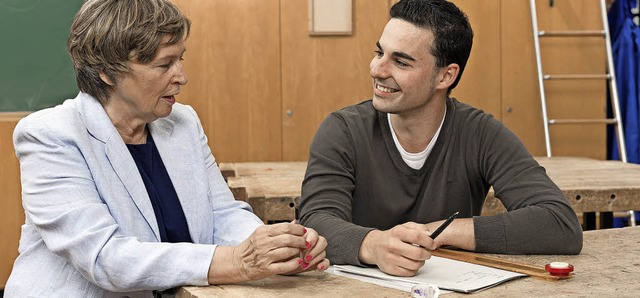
[299,98,582,266]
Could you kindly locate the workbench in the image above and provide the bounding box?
[177,226,640,297]
[220,157,640,226]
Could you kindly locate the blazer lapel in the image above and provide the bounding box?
[150,118,211,243]
[77,94,161,241]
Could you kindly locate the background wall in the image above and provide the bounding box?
[172,0,608,162]
[501,0,608,158]
[0,116,24,288]
[0,0,81,111]
[0,0,609,288]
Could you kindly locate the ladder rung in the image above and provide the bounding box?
[531,0,628,162]
[549,119,618,125]
[538,30,605,37]
[543,74,611,80]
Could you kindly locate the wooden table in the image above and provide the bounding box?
[483,157,640,229]
[221,161,306,222]
[177,226,640,297]
[219,161,307,181]
[227,175,303,222]
[220,157,640,224]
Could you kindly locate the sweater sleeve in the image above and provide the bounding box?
[472,116,583,255]
[299,113,375,266]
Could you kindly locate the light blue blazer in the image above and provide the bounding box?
[5,92,263,297]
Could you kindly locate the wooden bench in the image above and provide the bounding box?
[219,161,307,181]
[533,157,640,229]
[227,175,303,222]
[219,161,307,222]
[220,157,640,225]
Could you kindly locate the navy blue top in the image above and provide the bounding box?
[127,133,193,243]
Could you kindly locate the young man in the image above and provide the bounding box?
[299,0,582,277]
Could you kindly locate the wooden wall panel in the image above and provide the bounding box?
[501,0,545,155]
[535,0,607,159]
[171,0,606,161]
[173,0,282,162]
[501,0,606,159]
[0,115,25,288]
[280,0,391,161]
[449,0,502,118]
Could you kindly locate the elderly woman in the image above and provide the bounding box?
[4,0,329,296]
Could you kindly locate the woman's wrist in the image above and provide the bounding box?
[208,246,247,285]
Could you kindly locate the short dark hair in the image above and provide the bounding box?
[390,0,473,92]
[67,0,191,102]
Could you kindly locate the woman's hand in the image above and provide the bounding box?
[282,226,330,275]
[207,222,329,284]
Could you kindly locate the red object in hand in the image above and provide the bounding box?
[545,262,574,276]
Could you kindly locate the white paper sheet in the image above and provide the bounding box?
[328,266,427,293]
[333,256,526,293]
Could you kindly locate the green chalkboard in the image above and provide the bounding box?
[0,0,83,112]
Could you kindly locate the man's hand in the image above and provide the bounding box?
[358,222,436,276]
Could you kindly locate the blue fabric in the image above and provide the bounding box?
[608,0,640,226]
[128,133,193,243]
[608,0,640,163]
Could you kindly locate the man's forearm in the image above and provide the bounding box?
[428,218,475,251]
[358,230,382,265]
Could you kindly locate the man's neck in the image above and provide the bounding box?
[389,98,446,153]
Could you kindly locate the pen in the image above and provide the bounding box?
[429,211,459,239]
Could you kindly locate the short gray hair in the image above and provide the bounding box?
[67,0,190,101]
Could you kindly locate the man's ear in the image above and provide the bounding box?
[435,63,460,91]
[99,70,115,86]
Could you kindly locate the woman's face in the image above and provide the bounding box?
[106,37,188,124]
